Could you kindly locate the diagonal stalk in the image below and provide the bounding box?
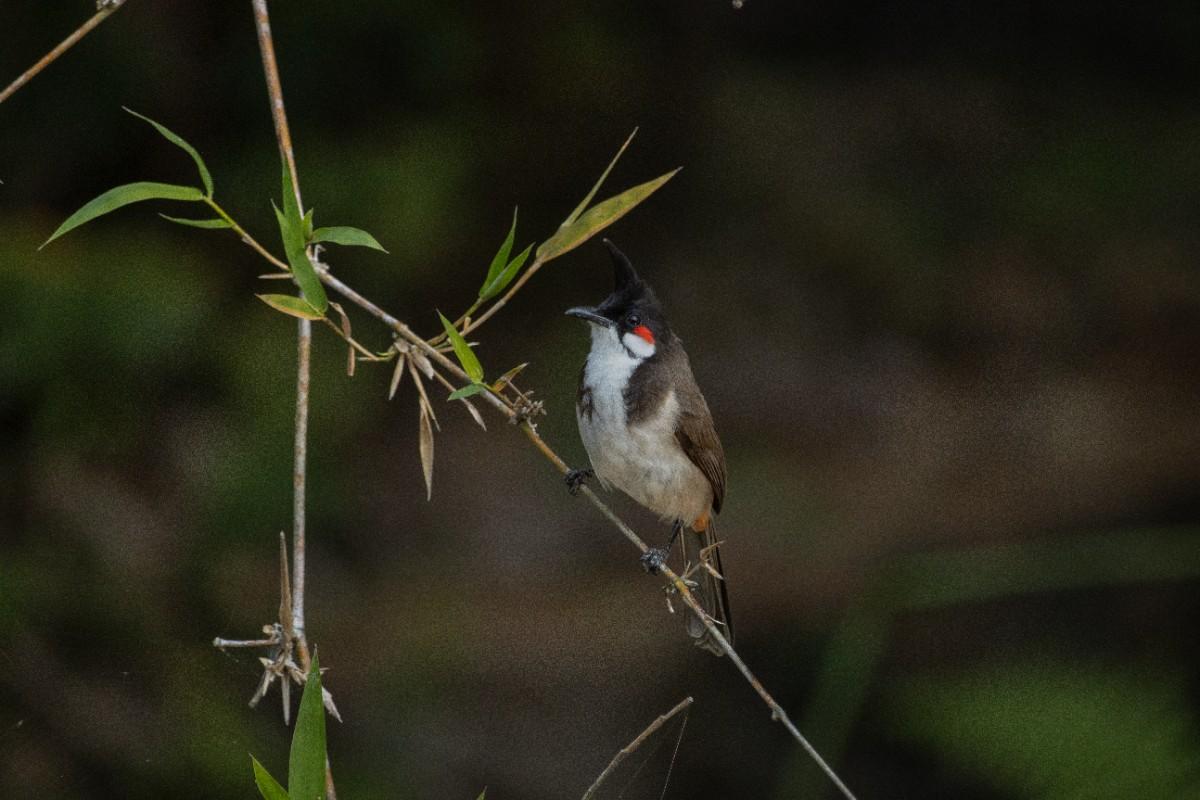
[0,1,130,105]
[313,268,858,800]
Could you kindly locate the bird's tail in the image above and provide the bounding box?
[682,518,733,657]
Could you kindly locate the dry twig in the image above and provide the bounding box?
[249,0,313,670]
[0,1,130,106]
[582,696,693,800]
[213,535,308,721]
[248,5,337,795]
[207,2,338,795]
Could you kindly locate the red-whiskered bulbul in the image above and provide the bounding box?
[564,240,731,656]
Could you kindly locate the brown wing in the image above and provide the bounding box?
[624,338,727,512]
[675,385,727,514]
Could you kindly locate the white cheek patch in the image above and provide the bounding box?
[621,331,657,359]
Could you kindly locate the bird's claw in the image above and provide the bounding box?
[565,468,593,496]
[641,547,670,574]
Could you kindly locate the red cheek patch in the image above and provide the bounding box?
[632,324,655,344]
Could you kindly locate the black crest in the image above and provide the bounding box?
[600,239,660,315]
[605,238,641,294]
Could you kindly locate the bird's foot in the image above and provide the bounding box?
[640,547,670,574]
[564,468,594,496]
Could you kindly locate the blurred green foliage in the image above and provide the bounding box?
[887,658,1200,798]
[783,528,1200,798]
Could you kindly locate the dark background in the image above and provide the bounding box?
[2,2,1199,798]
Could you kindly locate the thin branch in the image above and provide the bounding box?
[213,635,278,649]
[321,272,517,411]
[582,696,693,800]
[0,1,129,106]
[250,0,312,671]
[458,254,545,337]
[311,269,858,800]
[249,6,342,795]
[251,0,302,196]
[428,254,546,346]
[291,315,312,664]
[205,197,291,272]
[320,316,390,362]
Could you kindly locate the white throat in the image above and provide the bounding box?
[581,323,650,413]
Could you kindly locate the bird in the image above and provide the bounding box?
[564,239,731,656]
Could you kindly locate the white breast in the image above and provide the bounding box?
[576,325,712,525]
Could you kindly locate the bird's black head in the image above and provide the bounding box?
[565,240,670,359]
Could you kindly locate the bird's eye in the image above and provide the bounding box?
[626,313,641,327]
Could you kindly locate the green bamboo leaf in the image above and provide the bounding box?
[536,168,679,263]
[563,128,637,227]
[438,311,483,383]
[478,242,533,301]
[251,757,290,800]
[476,790,487,800]
[123,107,214,197]
[447,383,485,401]
[257,293,325,320]
[288,656,327,800]
[158,214,232,229]
[302,208,314,242]
[310,226,387,252]
[273,201,328,313]
[281,162,302,224]
[480,208,517,294]
[274,159,327,312]
[41,182,204,248]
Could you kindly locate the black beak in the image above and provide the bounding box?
[565,306,614,328]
